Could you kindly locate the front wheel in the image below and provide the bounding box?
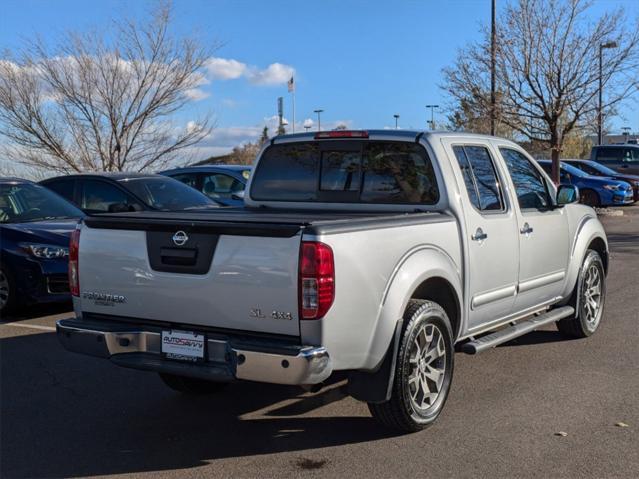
[580,189,600,207]
[557,249,606,338]
[0,265,16,316]
[368,300,454,433]
[159,373,229,395]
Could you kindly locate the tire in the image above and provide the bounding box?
[159,373,229,395]
[580,189,600,207]
[557,249,606,338]
[368,300,454,433]
[0,265,16,316]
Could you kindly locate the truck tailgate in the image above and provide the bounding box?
[77,220,302,337]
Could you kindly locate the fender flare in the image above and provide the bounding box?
[561,214,608,312]
[348,245,462,403]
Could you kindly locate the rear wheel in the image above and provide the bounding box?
[159,373,229,395]
[368,300,454,433]
[580,189,600,207]
[557,250,606,338]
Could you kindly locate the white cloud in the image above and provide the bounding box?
[246,63,295,86]
[204,57,295,86]
[205,57,247,80]
[184,88,210,101]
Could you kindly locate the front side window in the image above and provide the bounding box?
[81,180,132,212]
[625,148,639,162]
[452,145,504,211]
[124,177,215,210]
[500,148,552,210]
[171,173,198,188]
[201,173,245,199]
[251,141,439,204]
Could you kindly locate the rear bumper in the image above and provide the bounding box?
[56,317,331,385]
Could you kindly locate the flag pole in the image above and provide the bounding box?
[288,76,296,133]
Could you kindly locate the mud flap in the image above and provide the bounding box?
[347,320,402,403]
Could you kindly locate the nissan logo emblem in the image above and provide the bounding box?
[172,230,189,246]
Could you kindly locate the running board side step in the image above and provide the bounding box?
[461,306,575,355]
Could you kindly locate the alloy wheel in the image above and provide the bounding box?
[582,264,603,330]
[407,323,447,412]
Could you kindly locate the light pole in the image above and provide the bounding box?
[598,41,618,145]
[314,109,324,131]
[393,114,400,130]
[490,0,496,136]
[425,105,439,130]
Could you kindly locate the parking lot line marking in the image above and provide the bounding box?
[0,322,56,332]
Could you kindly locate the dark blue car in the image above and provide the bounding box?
[0,178,83,314]
[538,160,635,207]
[160,165,252,207]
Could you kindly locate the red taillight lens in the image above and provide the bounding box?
[69,228,80,297]
[314,130,369,139]
[299,241,334,319]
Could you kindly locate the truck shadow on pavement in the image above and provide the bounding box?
[0,302,71,323]
[1,331,397,478]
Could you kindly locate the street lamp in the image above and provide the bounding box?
[393,114,400,130]
[598,41,619,145]
[314,109,324,131]
[425,105,439,130]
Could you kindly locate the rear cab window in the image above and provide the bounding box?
[251,140,439,205]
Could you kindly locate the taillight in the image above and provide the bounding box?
[314,130,369,139]
[69,228,80,297]
[299,241,335,319]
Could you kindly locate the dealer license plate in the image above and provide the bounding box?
[161,330,205,362]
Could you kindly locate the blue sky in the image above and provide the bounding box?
[1,0,638,159]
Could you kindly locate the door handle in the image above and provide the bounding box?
[471,227,488,241]
[520,223,534,235]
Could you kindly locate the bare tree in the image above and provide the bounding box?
[442,0,639,183]
[0,2,215,173]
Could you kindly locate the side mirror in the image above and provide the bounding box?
[231,190,245,201]
[557,185,579,206]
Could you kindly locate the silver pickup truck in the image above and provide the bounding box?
[58,130,608,432]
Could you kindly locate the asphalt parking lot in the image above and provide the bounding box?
[1,207,638,478]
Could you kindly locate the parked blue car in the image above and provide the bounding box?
[160,165,252,207]
[538,160,635,207]
[0,178,84,314]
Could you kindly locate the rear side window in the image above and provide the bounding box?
[44,179,75,202]
[452,145,504,211]
[251,141,439,204]
[596,147,624,163]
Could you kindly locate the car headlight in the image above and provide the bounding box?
[602,184,621,191]
[20,243,69,259]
